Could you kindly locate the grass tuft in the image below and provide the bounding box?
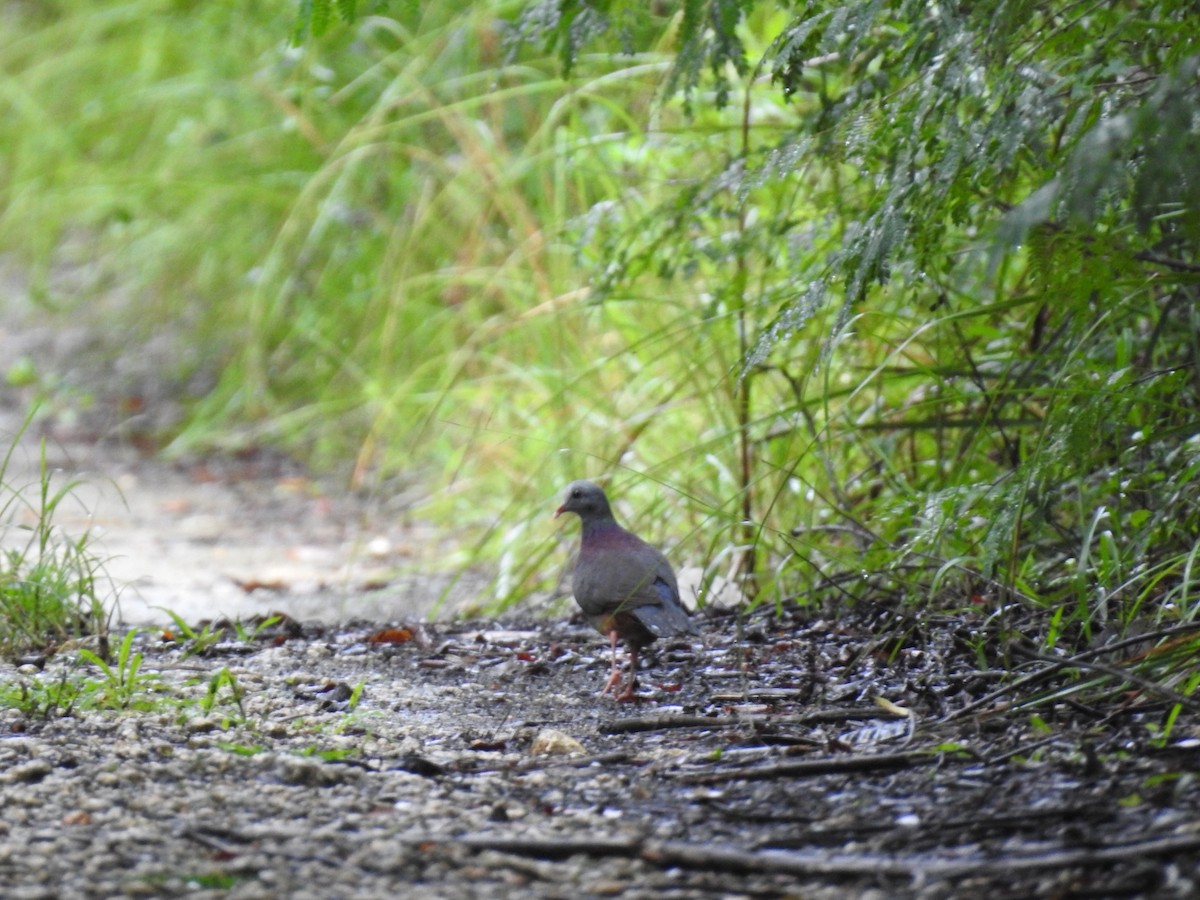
[0,411,115,660]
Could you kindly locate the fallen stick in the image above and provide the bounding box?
[675,749,936,784]
[602,707,902,735]
[447,830,1200,881]
[648,831,1200,879]
[601,714,725,734]
[458,836,639,859]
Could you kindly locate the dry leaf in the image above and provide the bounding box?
[874,696,913,717]
[530,729,585,756]
[367,627,414,645]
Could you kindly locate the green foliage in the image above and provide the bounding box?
[1,631,167,718]
[155,608,225,658]
[0,665,88,719]
[1012,625,1200,735]
[2,637,324,728]
[292,0,382,44]
[510,0,668,77]
[156,608,282,657]
[509,0,1200,643]
[77,629,164,710]
[0,414,113,658]
[202,667,248,723]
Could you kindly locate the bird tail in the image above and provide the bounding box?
[632,601,698,638]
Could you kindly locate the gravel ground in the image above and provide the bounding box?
[3,609,1199,899]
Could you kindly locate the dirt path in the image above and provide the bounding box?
[1,408,482,626]
[0,256,483,626]
[0,402,485,626]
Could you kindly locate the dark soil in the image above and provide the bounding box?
[4,607,1198,899]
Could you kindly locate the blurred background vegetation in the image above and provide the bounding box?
[2,0,1198,662]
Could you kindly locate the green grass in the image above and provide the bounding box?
[0,412,113,659]
[76,628,166,711]
[0,630,165,719]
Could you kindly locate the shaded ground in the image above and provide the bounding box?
[3,608,1199,899]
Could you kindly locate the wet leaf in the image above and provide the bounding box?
[469,739,508,752]
[367,628,414,645]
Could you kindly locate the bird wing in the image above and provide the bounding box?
[573,535,696,637]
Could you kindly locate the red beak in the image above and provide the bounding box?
[554,505,566,518]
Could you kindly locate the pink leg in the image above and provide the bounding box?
[599,630,622,696]
[614,646,640,702]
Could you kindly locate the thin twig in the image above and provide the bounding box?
[457,836,640,859]
[651,831,1200,878]
[602,707,905,735]
[1133,251,1200,273]
[602,714,727,734]
[1011,646,1200,715]
[675,749,936,785]
[939,622,1200,723]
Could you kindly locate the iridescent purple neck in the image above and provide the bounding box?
[580,516,625,544]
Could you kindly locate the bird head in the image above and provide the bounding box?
[554,479,611,520]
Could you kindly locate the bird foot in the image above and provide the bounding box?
[598,669,624,697]
[613,682,644,702]
[599,672,645,701]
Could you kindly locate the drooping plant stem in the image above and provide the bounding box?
[733,69,759,601]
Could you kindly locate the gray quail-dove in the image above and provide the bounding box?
[555,479,698,701]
